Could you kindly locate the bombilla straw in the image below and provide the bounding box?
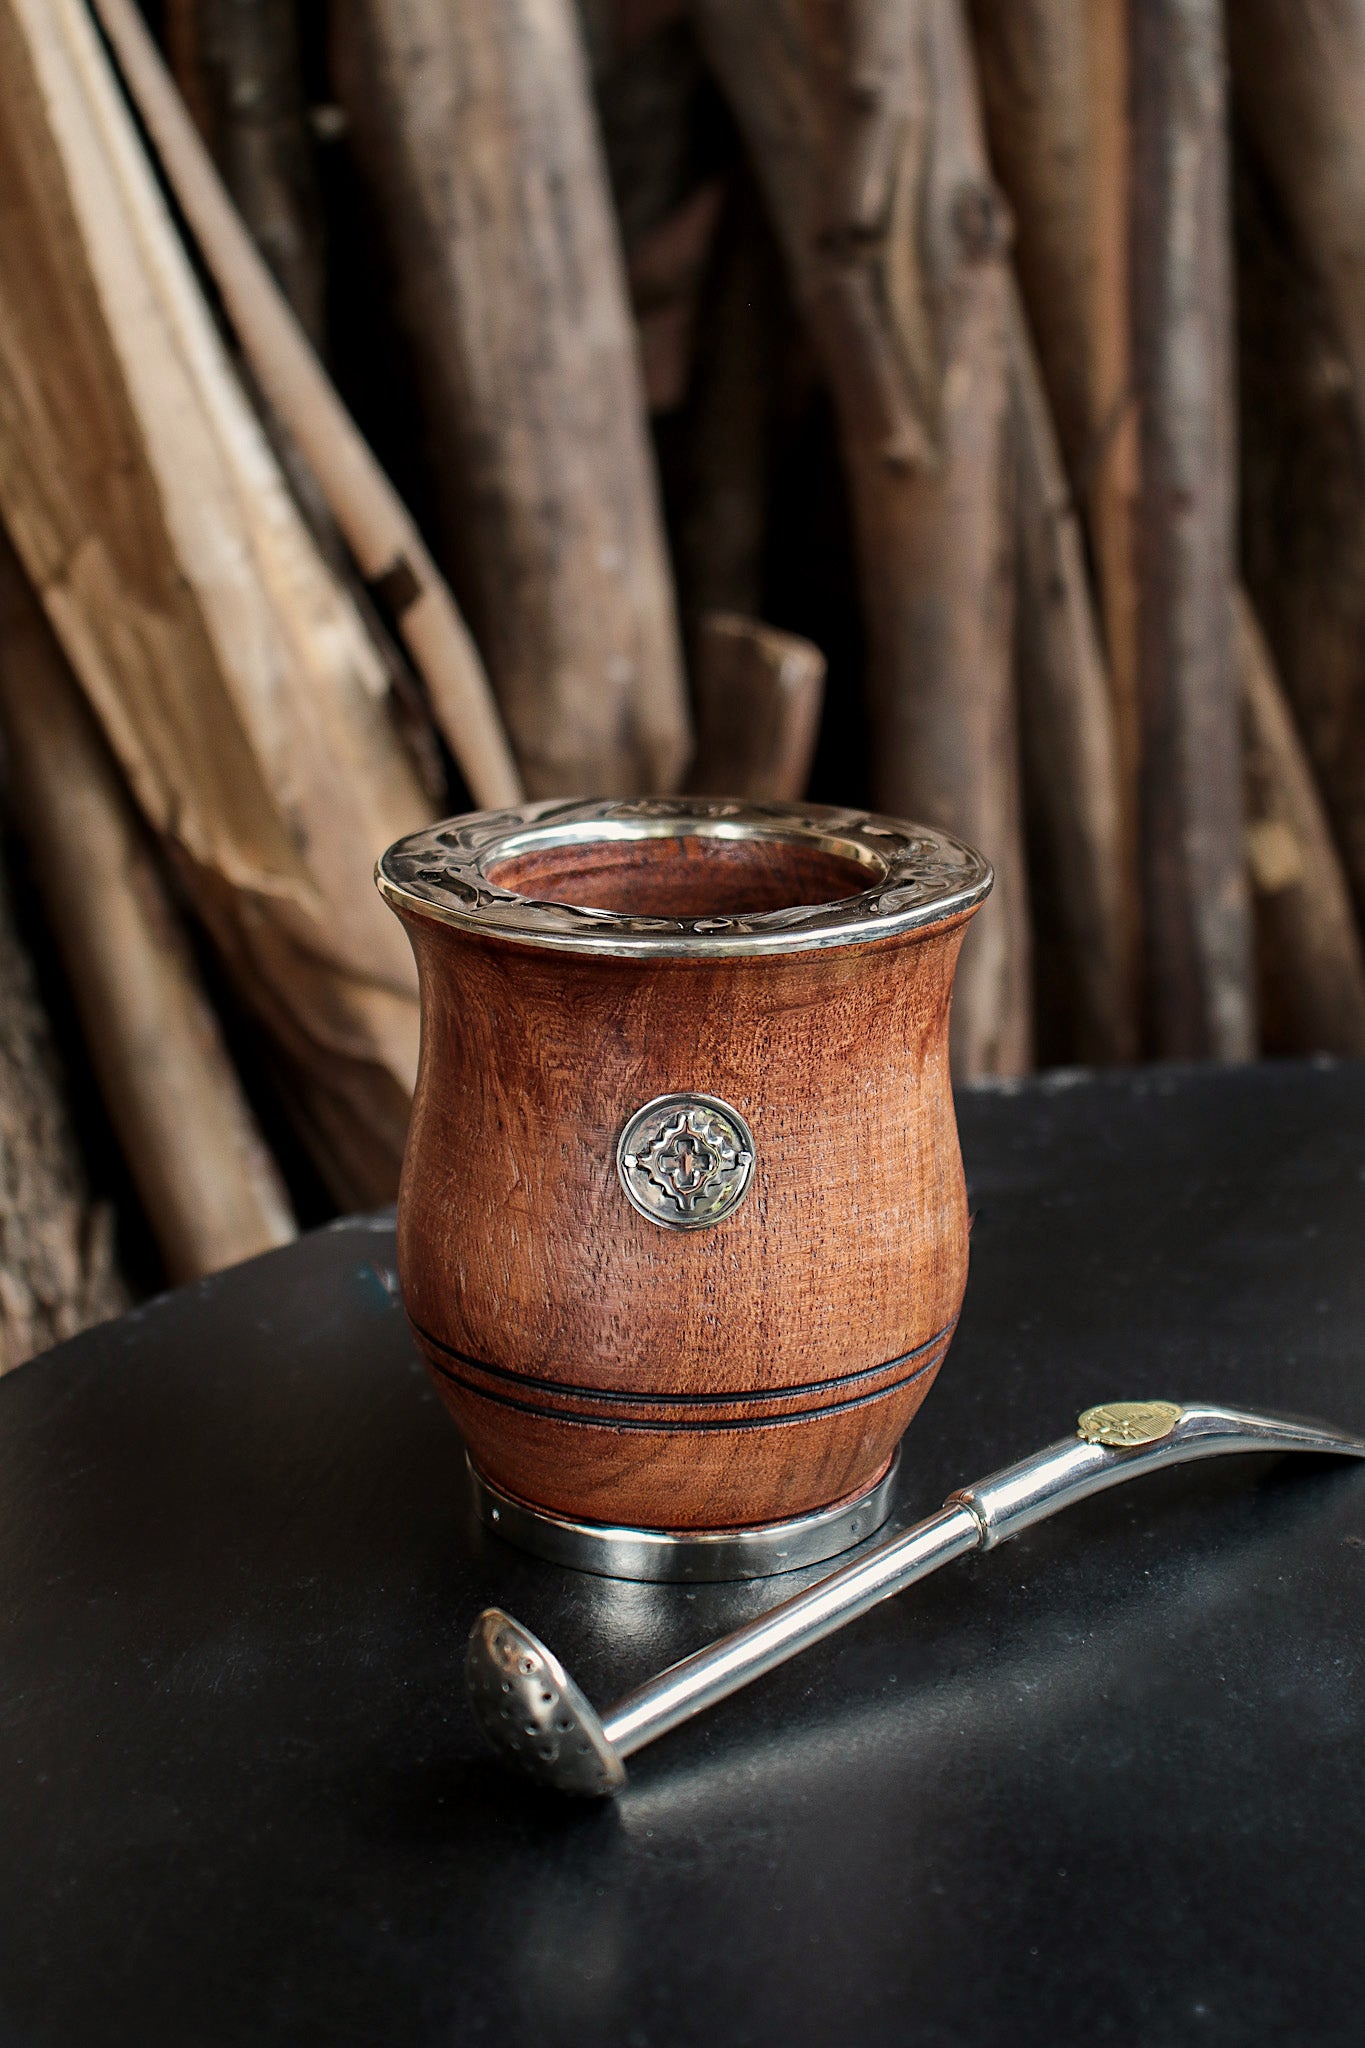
[465,1399,1365,1797]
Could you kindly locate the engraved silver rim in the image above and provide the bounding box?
[467,1449,901,1582]
[376,798,992,957]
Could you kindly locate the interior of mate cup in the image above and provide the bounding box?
[485,823,877,919]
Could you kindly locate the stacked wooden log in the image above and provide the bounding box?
[0,0,1362,1365]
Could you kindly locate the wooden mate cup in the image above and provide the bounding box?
[377,799,991,1579]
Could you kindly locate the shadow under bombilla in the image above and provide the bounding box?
[465,1398,1365,1797]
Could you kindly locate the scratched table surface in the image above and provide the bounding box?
[2,1061,1363,2048]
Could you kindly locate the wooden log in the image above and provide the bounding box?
[627,180,726,413]
[1230,1,1365,457]
[90,0,522,811]
[694,0,1032,1076]
[160,0,342,576]
[0,851,127,1374]
[970,0,1092,477]
[1237,139,1365,926]
[0,0,432,1205]
[0,532,297,1281]
[1231,6,1365,922]
[162,0,212,133]
[334,0,692,797]
[970,0,1142,989]
[584,6,731,413]
[586,1,708,250]
[675,172,788,639]
[164,0,325,344]
[1086,0,1142,832]
[1237,589,1365,1057]
[1129,0,1254,1058]
[687,613,825,802]
[1009,286,1135,1062]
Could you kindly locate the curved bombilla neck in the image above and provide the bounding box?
[465,1397,1365,1797]
[945,1399,1365,1546]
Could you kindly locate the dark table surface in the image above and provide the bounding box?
[2,1061,1364,2048]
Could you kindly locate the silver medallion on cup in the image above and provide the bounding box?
[616,1092,755,1231]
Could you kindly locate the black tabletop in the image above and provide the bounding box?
[2,1062,1364,2048]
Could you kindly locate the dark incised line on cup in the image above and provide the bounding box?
[420,1335,950,1432]
[408,1312,958,1406]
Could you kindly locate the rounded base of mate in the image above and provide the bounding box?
[466,1450,901,1583]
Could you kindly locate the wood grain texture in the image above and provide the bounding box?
[686,613,826,804]
[390,845,978,1528]
[970,1,1141,1059]
[1129,0,1254,1058]
[1230,0,1365,456]
[91,0,521,813]
[165,0,325,344]
[1237,588,1365,1055]
[970,0,1142,787]
[335,0,691,796]
[1009,283,1136,1062]
[693,0,1032,1078]
[1233,29,1365,929]
[0,0,433,1205]
[0,849,126,1373]
[970,0,1094,479]
[0,532,297,1281]
[675,173,787,639]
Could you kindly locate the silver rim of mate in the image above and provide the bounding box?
[375,797,992,958]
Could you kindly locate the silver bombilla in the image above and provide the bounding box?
[465,1399,1365,1797]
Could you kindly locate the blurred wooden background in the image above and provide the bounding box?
[2,0,1364,1365]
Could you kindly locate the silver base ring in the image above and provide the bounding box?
[466,1450,901,1583]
